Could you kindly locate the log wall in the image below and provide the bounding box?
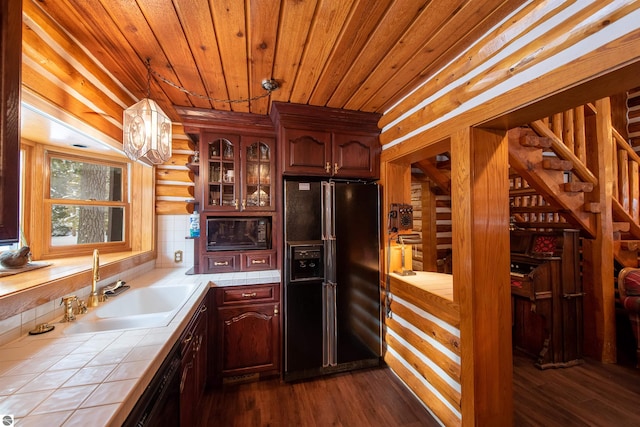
[380,2,640,425]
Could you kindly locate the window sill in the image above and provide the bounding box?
[0,250,155,321]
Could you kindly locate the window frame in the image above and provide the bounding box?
[40,148,131,258]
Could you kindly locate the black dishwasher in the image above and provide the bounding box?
[123,341,181,427]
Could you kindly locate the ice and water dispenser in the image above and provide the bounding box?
[288,243,323,282]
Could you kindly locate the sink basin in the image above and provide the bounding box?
[64,284,197,335]
[95,286,195,318]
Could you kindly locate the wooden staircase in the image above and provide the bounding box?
[508,99,640,268]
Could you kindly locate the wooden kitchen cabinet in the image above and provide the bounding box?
[200,250,277,274]
[200,132,276,212]
[270,101,382,179]
[0,0,21,244]
[210,283,280,385]
[180,297,208,427]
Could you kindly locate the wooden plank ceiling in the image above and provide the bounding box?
[31,0,525,123]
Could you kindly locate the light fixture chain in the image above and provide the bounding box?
[148,67,275,104]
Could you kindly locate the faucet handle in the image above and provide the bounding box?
[60,295,78,322]
[75,299,88,314]
[99,288,109,302]
[60,295,77,306]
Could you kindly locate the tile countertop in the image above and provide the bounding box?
[0,268,281,427]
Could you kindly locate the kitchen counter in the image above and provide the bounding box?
[389,271,454,301]
[0,268,280,427]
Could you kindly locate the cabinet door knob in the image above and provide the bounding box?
[334,162,340,175]
[325,162,331,174]
[274,304,279,316]
[242,199,246,210]
[241,292,258,298]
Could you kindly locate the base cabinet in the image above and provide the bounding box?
[180,297,208,427]
[211,284,280,385]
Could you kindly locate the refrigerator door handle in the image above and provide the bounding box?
[322,280,338,367]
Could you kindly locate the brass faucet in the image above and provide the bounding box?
[87,249,100,307]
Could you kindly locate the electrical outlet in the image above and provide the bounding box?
[174,250,183,263]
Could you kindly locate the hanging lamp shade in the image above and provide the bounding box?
[123,97,172,164]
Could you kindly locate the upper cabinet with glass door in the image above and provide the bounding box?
[242,137,275,211]
[204,134,239,210]
[202,133,275,212]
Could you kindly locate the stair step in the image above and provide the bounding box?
[563,181,594,192]
[511,206,557,213]
[584,202,601,213]
[519,135,553,148]
[509,187,539,196]
[614,222,631,233]
[543,158,573,171]
[511,221,569,229]
[619,240,640,251]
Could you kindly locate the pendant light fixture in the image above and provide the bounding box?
[123,59,172,164]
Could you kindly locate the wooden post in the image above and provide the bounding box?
[582,97,616,363]
[452,126,512,426]
[421,181,438,272]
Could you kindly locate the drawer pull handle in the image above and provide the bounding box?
[251,259,267,264]
[214,261,229,266]
[242,292,258,298]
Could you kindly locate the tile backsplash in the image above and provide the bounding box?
[156,214,195,269]
[0,215,194,347]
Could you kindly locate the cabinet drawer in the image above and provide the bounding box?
[203,254,239,273]
[217,284,278,305]
[243,252,275,271]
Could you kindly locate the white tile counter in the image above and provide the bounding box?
[0,268,280,427]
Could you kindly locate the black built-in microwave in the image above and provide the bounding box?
[206,217,271,251]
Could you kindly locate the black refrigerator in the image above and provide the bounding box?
[284,178,382,381]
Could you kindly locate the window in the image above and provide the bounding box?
[43,152,129,256]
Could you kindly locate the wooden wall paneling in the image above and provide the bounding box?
[389,301,461,373]
[131,161,155,253]
[171,0,230,111]
[22,2,135,107]
[385,331,460,410]
[22,21,127,120]
[364,0,529,113]
[328,0,436,109]
[380,4,640,155]
[210,0,250,113]
[422,182,438,271]
[155,201,193,215]
[451,127,512,426]
[156,168,193,183]
[21,63,122,143]
[27,144,46,259]
[379,0,576,130]
[269,0,316,104]
[385,274,461,426]
[246,0,279,115]
[287,1,354,104]
[26,0,158,112]
[311,0,391,108]
[581,98,616,363]
[384,351,461,427]
[155,184,193,199]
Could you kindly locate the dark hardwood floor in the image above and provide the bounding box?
[196,367,440,427]
[197,353,640,426]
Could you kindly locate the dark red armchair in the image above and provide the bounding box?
[618,267,640,366]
